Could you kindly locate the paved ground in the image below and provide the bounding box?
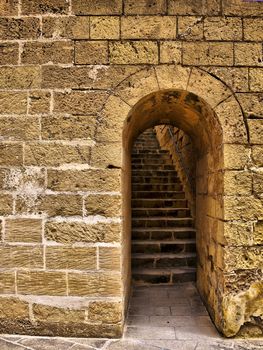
[1,283,263,349]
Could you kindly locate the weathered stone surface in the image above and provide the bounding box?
[224,247,263,271]
[88,301,122,323]
[252,146,263,167]
[45,222,121,244]
[109,41,158,64]
[53,91,108,115]
[75,41,108,65]
[21,41,74,64]
[24,142,90,167]
[0,245,43,269]
[0,66,41,89]
[41,115,96,140]
[124,0,166,14]
[236,93,263,118]
[121,16,176,39]
[0,116,40,141]
[155,65,190,90]
[72,0,122,15]
[85,194,121,217]
[0,271,15,294]
[159,42,181,64]
[224,171,252,195]
[224,196,263,221]
[0,42,18,65]
[0,92,27,114]
[205,67,248,92]
[248,119,263,144]
[16,194,83,217]
[0,297,29,320]
[249,68,263,92]
[168,0,221,15]
[5,218,42,243]
[253,172,263,194]
[0,17,40,39]
[183,42,233,66]
[90,16,119,39]
[224,221,253,246]
[47,169,121,192]
[46,246,96,270]
[178,16,203,40]
[99,247,121,271]
[254,221,263,245]
[244,18,263,41]
[17,271,67,295]
[222,0,263,16]
[234,43,263,67]
[68,272,121,296]
[28,91,51,114]
[0,0,18,15]
[22,0,69,14]
[90,143,122,168]
[42,16,90,39]
[33,304,86,323]
[0,143,23,166]
[204,17,242,41]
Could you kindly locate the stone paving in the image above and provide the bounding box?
[1,283,263,350]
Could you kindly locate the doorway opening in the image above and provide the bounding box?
[131,126,196,285]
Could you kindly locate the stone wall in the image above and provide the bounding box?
[0,0,262,338]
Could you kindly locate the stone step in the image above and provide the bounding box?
[132,176,180,184]
[132,191,185,199]
[131,152,169,158]
[132,227,196,240]
[132,208,190,217]
[132,252,196,269]
[132,198,187,208]
[132,170,178,176]
[132,183,182,192]
[132,164,175,170]
[132,158,171,165]
[132,216,194,228]
[132,150,168,155]
[132,267,197,285]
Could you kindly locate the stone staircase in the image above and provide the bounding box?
[131,128,196,285]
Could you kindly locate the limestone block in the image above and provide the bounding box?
[0,43,18,65]
[17,271,67,296]
[45,222,121,244]
[159,42,181,64]
[253,172,263,194]
[0,92,27,114]
[21,0,69,14]
[236,93,263,118]
[223,144,250,169]
[115,68,159,106]
[124,0,166,15]
[248,119,263,144]
[224,171,252,195]
[205,67,248,93]
[96,95,131,142]
[168,0,221,15]
[24,142,90,167]
[0,0,18,15]
[121,16,176,39]
[234,43,263,66]
[85,194,121,217]
[0,17,40,40]
[5,218,42,243]
[33,304,86,323]
[244,18,263,41]
[16,194,83,217]
[42,16,90,39]
[249,68,263,92]
[0,116,40,141]
[75,41,108,65]
[224,221,253,246]
[0,297,29,320]
[178,16,204,40]
[90,143,122,168]
[28,91,51,114]
[99,247,121,271]
[90,16,120,39]
[214,96,247,143]
[72,0,122,15]
[88,301,122,323]
[224,269,263,294]
[46,246,97,270]
[0,66,41,89]
[41,115,96,140]
[252,146,263,166]
[253,221,263,245]
[21,41,74,65]
[109,41,158,64]
[182,42,233,66]
[222,0,263,16]
[204,17,242,41]
[155,65,190,91]
[68,272,121,297]
[188,68,231,108]
[0,143,23,166]
[224,196,263,221]
[0,271,15,294]
[47,169,121,192]
[42,65,140,90]
[225,246,263,271]
[0,245,43,269]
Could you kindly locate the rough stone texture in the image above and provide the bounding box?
[43,16,90,39]
[0,17,40,39]
[88,301,122,323]
[0,116,40,141]
[75,41,108,65]
[72,0,122,15]
[0,43,18,65]
[21,0,69,14]
[109,41,158,64]
[90,17,120,40]
[85,194,121,217]
[28,91,51,114]
[0,67,41,89]
[5,218,42,243]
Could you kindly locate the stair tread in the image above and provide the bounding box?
[132,239,195,244]
[132,267,196,275]
[133,207,189,210]
[132,252,196,258]
[132,227,196,232]
[132,216,193,220]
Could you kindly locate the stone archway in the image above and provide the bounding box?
[97,65,263,337]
